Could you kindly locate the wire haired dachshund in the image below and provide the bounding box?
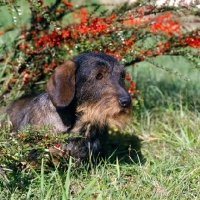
[5,53,132,162]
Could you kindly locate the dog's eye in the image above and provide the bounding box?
[121,72,125,80]
[96,73,103,80]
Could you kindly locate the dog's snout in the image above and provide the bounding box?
[119,96,131,108]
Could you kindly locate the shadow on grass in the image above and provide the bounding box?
[0,167,36,197]
[106,132,146,165]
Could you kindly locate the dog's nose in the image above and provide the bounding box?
[119,96,131,108]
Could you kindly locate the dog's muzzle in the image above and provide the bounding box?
[118,95,131,108]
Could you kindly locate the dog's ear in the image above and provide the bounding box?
[46,60,76,108]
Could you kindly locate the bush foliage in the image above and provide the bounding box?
[0,0,199,106]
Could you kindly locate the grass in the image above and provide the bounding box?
[1,1,200,198]
[1,56,200,199]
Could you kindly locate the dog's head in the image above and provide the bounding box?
[46,53,132,130]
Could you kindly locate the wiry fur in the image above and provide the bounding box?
[76,98,131,131]
[4,53,132,161]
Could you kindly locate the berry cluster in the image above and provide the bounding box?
[0,0,199,105]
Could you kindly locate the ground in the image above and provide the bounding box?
[1,55,200,199]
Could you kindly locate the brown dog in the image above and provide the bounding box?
[5,53,132,161]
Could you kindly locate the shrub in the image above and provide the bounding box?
[0,0,199,106]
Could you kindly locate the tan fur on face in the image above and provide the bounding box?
[76,96,132,130]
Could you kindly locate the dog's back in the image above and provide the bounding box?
[6,93,73,133]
